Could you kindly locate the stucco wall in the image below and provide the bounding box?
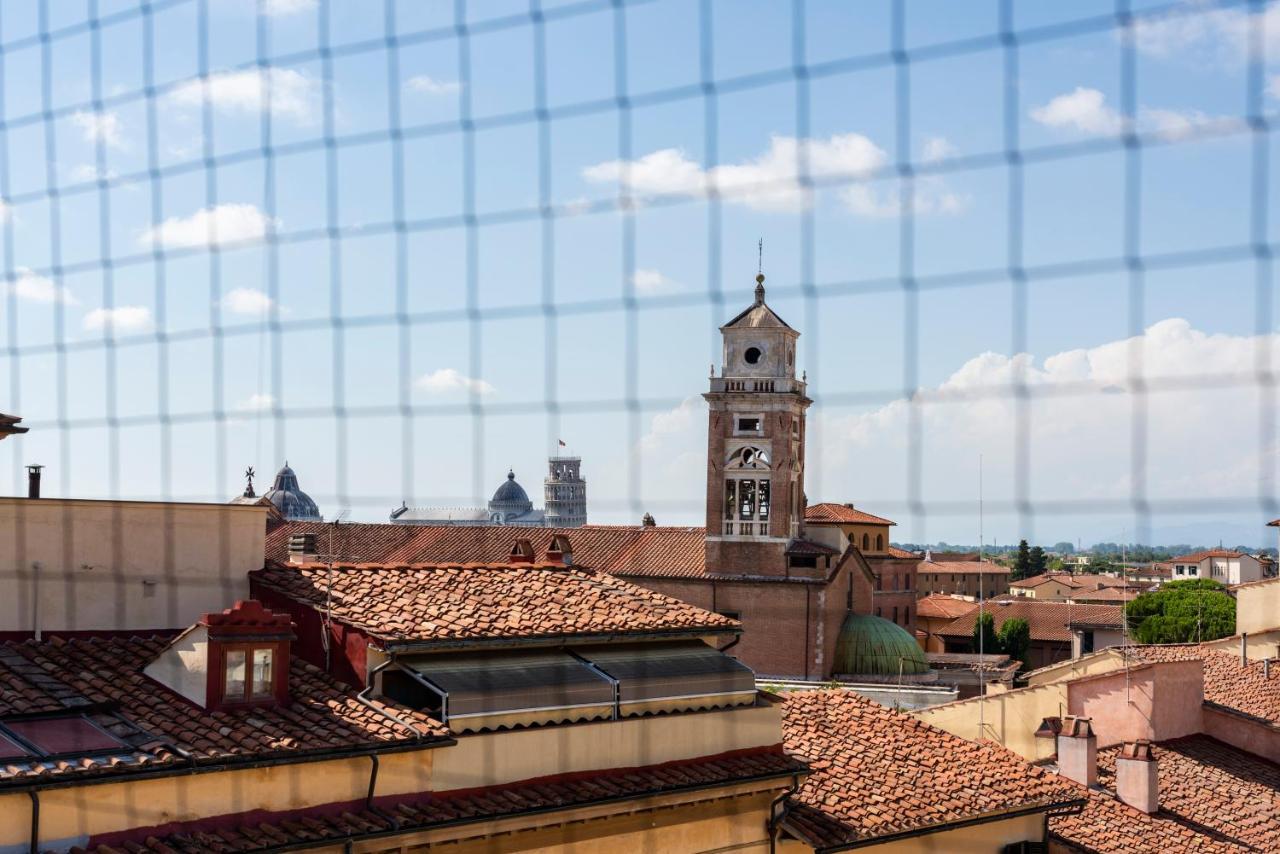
[0,498,265,634]
[1202,705,1280,764]
[778,812,1046,852]
[1066,660,1204,747]
[1235,578,1280,635]
[913,683,1070,760]
[142,624,209,706]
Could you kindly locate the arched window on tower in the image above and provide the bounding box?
[726,446,770,469]
[876,534,884,551]
[862,533,869,550]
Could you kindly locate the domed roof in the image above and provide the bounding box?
[262,461,322,522]
[833,613,929,677]
[490,470,531,505]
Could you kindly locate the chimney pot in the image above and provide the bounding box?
[288,532,317,563]
[1115,739,1159,814]
[508,538,535,564]
[25,464,42,499]
[1057,716,1098,787]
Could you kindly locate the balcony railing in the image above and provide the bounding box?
[722,520,769,536]
[710,377,806,394]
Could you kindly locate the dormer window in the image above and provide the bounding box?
[223,646,276,703]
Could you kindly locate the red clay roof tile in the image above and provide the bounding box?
[935,600,1124,643]
[804,503,897,526]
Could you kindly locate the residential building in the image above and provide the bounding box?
[914,556,1011,599]
[1009,572,1084,600]
[914,593,978,653]
[932,599,1125,670]
[1168,548,1265,584]
[775,691,1081,850]
[390,457,588,528]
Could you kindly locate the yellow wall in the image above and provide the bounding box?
[912,683,1069,761]
[1234,578,1280,636]
[778,813,1046,852]
[0,497,266,633]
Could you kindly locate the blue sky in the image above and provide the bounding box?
[2,0,1280,547]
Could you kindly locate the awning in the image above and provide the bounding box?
[574,642,755,706]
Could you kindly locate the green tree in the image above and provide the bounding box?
[1013,539,1032,581]
[972,611,1000,655]
[1088,554,1118,575]
[997,618,1031,668]
[1028,545,1048,577]
[1053,541,1075,555]
[1125,579,1235,644]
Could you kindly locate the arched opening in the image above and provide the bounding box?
[876,534,884,551]
[861,533,869,549]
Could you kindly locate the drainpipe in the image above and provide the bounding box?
[31,562,41,642]
[767,773,802,854]
[717,634,741,654]
[28,791,38,854]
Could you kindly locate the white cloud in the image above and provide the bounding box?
[1126,2,1280,65]
[415,368,496,396]
[635,319,1280,539]
[632,268,677,293]
[1031,87,1240,141]
[139,203,277,249]
[405,75,460,96]
[69,163,120,183]
[1030,87,1125,135]
[83,305,152,333]
[260,0,315,15]
[169,68,318,124]
[221,286,277,316]
[922,136,959,163]
[71,110,125,149]
[236,392,276,412]
[6,268,76,305]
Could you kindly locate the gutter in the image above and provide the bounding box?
[792,797,1088,853]
[381,627,739,654]
[766,773,802,854]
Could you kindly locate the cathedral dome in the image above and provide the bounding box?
[491,470,531,505]
[262,462,322,522]
[833,613,929,677]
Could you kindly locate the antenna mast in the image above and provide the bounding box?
[978,453,985,740]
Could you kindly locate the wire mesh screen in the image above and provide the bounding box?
[0,0,1276,710]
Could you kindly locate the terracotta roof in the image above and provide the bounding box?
[886,545,919,559]
[266,521,714,580]
[1049,735,1280,853]
[69,748,807,853]
[1170,549,1247,562]
[785,538,840,556]
[917,560,1011,575]
[780,690,1081,849]
[925,551,980,562]
[1069,587,1140,603]
[1126,645,1280,724]
[805,503,896,526]
[0,636,448,785]
[914,594,979,621]
[935,600,1124,643]
[1009,573,1083,590]
[251,561,738,647]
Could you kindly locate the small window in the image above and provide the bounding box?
[892,606,898,624]
[252,649,275,699]
[790,555,817,569]
[876,534,884,551]
[4,717,123,757]
[737,417,760,433]
[225,649,247,699]
[744,346,762,364]
[875,607,881,617]
[223,645,276,704]
[862,533,870,549]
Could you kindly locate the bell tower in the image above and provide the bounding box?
[703,271,810,575]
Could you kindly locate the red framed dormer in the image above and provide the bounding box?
[203,600,295,711]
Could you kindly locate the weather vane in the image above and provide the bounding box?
[757,237,763,275]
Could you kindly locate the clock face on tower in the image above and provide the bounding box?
[744,346,762,365]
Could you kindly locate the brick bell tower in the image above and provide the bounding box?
[704,270,811,575]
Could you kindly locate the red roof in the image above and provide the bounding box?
[781,691,1081,848]
[918,560,1011,575]
[1009,573,1083,590]
[1050,735,1280,852]
[935,600,1124,643]
[0,636,447,785]
[805,503,896,526]
[68,748,806,853]
[886,545,919,559]
[1127,645,1280,724]
[1170,549,1247,563]
[915,594,980,621]
[252,561,738,646]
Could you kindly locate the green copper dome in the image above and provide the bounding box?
[833,613,929,676]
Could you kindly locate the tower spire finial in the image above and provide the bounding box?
[754,238,765,305]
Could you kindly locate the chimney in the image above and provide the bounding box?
[508,538,534,564]
[1034,716,1064,761]
[1057,716,1098,787]
[25,464,42,499]
[641,512,656,527]
[1115,740,1159,813]
[545,534,573,566]
[288,532,317,563]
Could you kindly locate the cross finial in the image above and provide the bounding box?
[757,237,763,275]
[243,466,256,498]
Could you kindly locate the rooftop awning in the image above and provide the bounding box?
[575,642,755,705]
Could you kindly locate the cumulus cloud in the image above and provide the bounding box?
[169,68,318,124]
[922,136,959,163]
[6,268,77,305]
[632,268,677,293]
[83,305,152,333]
[415,368,495,396]
[1126,2,1280,65]
[582,133,965,218]
[636,319,1280,539]
[405,75,460,96]
[71,110,125,149]
[1031,87,1240,141]
[140,203,277,249]
[236,392,276,412]
[260,0,315,15]
[220,287,277,316]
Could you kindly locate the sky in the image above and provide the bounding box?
[2,0,1280,547]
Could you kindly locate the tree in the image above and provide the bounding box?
[972,611,999,656]
[1125,579,1235,644]
[1053,541,1075,555]
[1028,545,1048,577]
[1013,539,1032,581]
[1088,554,1118,575]
[997,618,1031,668]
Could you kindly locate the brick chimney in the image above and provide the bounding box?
[1057,715,1098,787]
[288,532,317,564]
[545,534,572,566]
[1115,739,1159,813]
[509,538,534,564]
